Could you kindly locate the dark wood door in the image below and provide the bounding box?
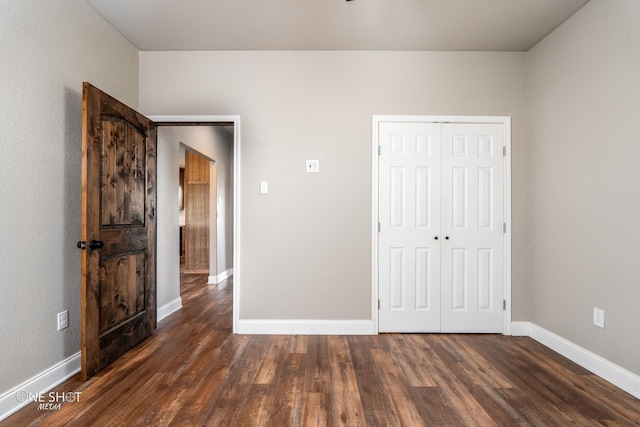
[80,82,157,379]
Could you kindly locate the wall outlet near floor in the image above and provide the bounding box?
[57,310,69,331]
[593,307,605,328]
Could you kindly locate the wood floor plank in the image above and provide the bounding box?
[327,336,367,426]
[524,343,640,425]
[134,375,193,426]
[369,348,428,427]
[203,335,265,425]
[286,334,309,354]
[168,334,249,425]
[235,384,277,427]
[465,335,604,426]
[434,335,526,425]
[414,334,501,427]
[300,392,331,427]
[254,335,287,385]
[267,353,305,427]
[108,372,176,426]
[347,336,400,427]
[410,386,466,427]
[382,334,437,387]
[303,336,331,394]
[448,334,514,389]
[3,273,640,427]
[495,387,566,427]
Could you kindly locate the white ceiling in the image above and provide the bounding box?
[86,0,589,52]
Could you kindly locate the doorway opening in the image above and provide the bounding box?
[153,116,240,333]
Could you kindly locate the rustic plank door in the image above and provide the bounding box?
[184,150,210,274]
[80,82,157,379]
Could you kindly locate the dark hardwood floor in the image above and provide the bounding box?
[4,274,640,426]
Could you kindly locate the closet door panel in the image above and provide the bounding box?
[378,122,442,332]
[441,123,504,333]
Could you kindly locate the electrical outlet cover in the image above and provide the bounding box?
[593,307,604,328]
[58,311,69,331]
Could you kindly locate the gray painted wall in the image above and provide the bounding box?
[139,51,528,320]
[527,0,640,375]
[0,1,138,393]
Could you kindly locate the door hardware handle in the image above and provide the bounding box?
[89,240,105,250]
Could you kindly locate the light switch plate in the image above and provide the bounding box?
[306,160,320,173]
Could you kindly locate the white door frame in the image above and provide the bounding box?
[149,115,241,334]
[371,115,512,335]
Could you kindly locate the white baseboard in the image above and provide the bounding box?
[510,321,531,336]
[208,269,233,285]
[0,352,81,422]
[236,319,376,335]
[157,297,183,322]
[516,322,640,399]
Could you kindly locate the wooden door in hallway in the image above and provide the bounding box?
[79,82,157,379]
[184,150,211,274]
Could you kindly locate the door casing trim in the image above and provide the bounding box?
[371,115,512,335]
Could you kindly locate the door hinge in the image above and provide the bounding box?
[503,146,507,157]
[503,222,507,233]
[503,300,506,310]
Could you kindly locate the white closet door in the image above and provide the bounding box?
[378,122,442,332]
[440,123,505,332]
